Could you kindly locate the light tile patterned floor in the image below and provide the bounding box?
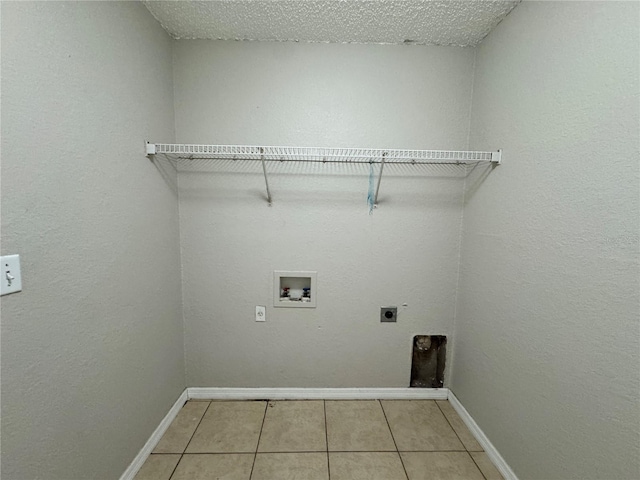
[135,399,504,480]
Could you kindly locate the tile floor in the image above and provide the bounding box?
[135,399,504,480]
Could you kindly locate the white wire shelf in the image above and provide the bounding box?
[146,143,501,165]
[146,143,501,208]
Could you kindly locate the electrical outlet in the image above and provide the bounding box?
[1,255,22,296]
[255,305,266,322]
[380,306,397,323]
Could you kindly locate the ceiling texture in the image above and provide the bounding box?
[143,1,521,47]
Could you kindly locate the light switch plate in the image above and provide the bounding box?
[255,305,266,322]
[1,255,22,296]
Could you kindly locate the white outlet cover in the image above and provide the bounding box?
[1,255,22,296]
[255,305,266,322]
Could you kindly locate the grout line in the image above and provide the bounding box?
[249,401,269,479]
[396,449,468,453]
[167,454,183,480]
[174,451,259,455]
[378,400,410,480]
[162,449,468,454]
[323,400,331,480]
[435,400,467,452]
[181,401,212,454]
[435,401,488,478]
[467,451,489,480]
[169,401,212,480]
[326,450,401,453]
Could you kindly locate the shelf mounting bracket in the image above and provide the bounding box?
[373,152,387,208]
[260,148,273,206]
[492,149,502,164]
[146,142,157,156]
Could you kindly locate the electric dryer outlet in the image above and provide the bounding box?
[380,306,397,323]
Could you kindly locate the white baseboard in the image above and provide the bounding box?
[448,391,518,480]
[186,387,449,400]
[120,387,516,480]
[119,389,188,480]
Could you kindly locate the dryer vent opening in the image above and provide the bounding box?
[410,335,446,388]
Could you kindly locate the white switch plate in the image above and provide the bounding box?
[1,255,22,296]
[255,305,266,322]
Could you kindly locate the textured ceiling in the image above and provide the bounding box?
[143,1,520,46]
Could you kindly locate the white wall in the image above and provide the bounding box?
[173,41,475,387]
[1,2,184,479]
[453,2,640,479]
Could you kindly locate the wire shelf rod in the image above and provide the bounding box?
[167,158,489,165]
[145,143,502,208]
[146,143,500,164]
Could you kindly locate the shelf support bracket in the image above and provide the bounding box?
[146,142,157,156]
[373,152,387,208]
[260,148,273,206]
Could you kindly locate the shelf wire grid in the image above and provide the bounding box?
[150,144,497,165]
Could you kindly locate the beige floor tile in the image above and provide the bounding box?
[170,454,253,480]
[381,400,464,451]
[401,452,485,480]
[325,400,396,452]
[471,452,505,480]
[252,453,329,480]
[436,401,483,451]
[186,401,266,453]
[329,452,407,480]
[133,454,180,480]
[258,401,326,452]
[153,401,209,453]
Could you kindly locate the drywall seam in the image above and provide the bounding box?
[186,387,449,400]
[178,177,189,386]
[119,389,189,480]
[170,38,189,387]
[448,391,518,480]
[449,47,477,386]
[178,184,188,387]
[447,178,465,386]
[465,48,477,152]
